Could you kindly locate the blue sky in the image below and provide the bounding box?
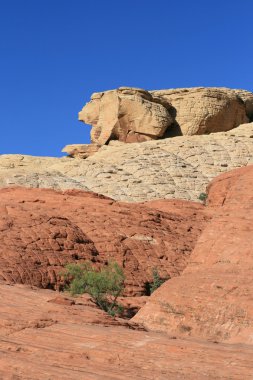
[0,0,252,156]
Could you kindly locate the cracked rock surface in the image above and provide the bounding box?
[1,122,253,202]
[78,87,253,143]
[0,187,208,295]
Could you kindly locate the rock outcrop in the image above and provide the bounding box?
[1,283,252,379]
[2,122,253,202]
[151,87,253,136]
[133,165,253,344]
[0,187,208,295]
[79,87,174,145]
[78,87,253,146]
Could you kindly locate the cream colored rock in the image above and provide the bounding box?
[151,87,250,136]
[232,89,253,120]
[0,123,253,202]
[79,87,253,143]
[79,87,173,144]
[62,143,101,158]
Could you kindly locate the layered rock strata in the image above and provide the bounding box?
[133,165,253,343]
[1,122,253,202]
[1,283,252,379]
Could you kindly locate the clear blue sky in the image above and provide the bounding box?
[1,0,252,156]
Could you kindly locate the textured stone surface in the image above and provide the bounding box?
[0,122,253,202]
[62,143,101,158]
[151,87,251,136]
[79,87,174,144]
[133,165,253,343]
[1,283,253,380]
[79,87,253,143]
[0,187,208,295]
[232,89,253,120]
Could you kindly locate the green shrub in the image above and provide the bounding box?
[149,268,169,294]
[198,192,208,203]
[63,261,125,316]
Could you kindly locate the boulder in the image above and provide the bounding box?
[151,87,250,135]
[79,87,253,143]
[79,87,174,144]
[232,89,253,120]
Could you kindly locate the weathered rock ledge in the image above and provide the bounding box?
[74,86,253,150]
[1,122,253,202]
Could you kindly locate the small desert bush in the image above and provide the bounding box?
[150,268,168,294]
[198,192,208,203]
[63,261,125,316]
[145,268,169,295]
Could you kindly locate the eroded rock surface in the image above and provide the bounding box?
[62,143,101,158]
[1,283,252,380]
[79,87,174,144]
[1,122,253,202]
[133,165,253,343]
[151,87,253,136]
[79,87,253,144]
[0,188,208,295]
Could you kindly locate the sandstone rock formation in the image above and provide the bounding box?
[1,167,253,378]
[0,187,208,295]
[133,165,253,344]
[78,87,253,145]
[1,122,253,202]
[79,87,174,144]
[62,143,101,158]
[1,283,252,379]
[2,86,253,379]
[151,87,253,136]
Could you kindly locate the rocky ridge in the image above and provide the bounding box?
[77,86,253,146]
[1,122,253,202]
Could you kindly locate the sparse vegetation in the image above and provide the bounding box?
[63,261,125,316]
[198,192,208,204]
[145,268,169,295]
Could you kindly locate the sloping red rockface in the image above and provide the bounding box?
[0,188,208,295]
[133,165,253,343]
[0,283,253,380]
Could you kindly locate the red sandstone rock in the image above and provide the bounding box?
[133,165,253,343]
[0,187,208,295]
[48,295,75,306]
[0,283,252,379]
